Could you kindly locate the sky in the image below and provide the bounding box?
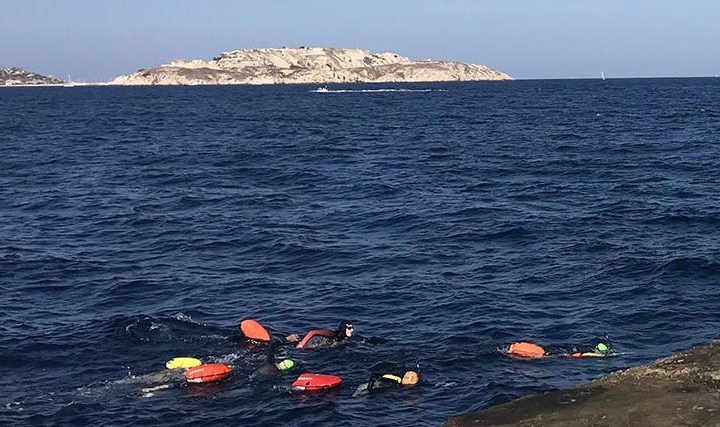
[1,0,719,81]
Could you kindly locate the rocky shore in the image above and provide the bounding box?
[0,67,65,86]
[111,47,512,85]
[446,340,720,427]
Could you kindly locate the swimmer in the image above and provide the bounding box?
[105,358,198,398]
[504,340,614,359]
[353,370,419,396]
[251,338,296,380]
[297,320,355,349]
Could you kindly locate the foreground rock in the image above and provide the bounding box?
[446,340,720,427]
[0,67,65,86]
[111,47,512,85]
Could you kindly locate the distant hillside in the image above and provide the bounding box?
[111,47,512,85]
[0,67,65,86]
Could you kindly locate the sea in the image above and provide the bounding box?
[1,78,719,426]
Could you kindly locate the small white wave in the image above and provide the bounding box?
[172,312,202,324]
[311,88,448,93]
[4,401,23,411]
[208,352,243,364]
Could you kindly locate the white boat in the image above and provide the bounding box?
[315,85,329,92]
[601,71,606,81]
[63,75,74,87]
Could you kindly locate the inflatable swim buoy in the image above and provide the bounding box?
[185,363,232,383]
[240,319,271,342]
[507,342,546,359]
[291,373,342,391]
[166,357,202,370]
[297,329,335,349]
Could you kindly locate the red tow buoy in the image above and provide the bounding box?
[185,363,232,383]
[290,373,342,391]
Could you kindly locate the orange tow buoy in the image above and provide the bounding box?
[185,363,232,383]
[508,342,546,359]
[240,319,271,342]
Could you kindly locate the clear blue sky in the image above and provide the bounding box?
[1,0,719,81]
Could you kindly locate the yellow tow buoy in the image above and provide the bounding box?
[165,357,202,370]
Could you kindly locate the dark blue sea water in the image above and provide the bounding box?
[1,79,719,426]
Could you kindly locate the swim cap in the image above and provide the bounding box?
[401,371,419,386]
[338,320,354,338]
[276,359,295,371]
[595,343,609,353]
[339,320,353,331]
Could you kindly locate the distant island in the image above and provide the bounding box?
[111,47,512,85]
[0,67,66,86]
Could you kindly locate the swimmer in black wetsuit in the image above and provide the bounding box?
[251,338,296,379]
[353,370,419,396]
[505,340,614,359]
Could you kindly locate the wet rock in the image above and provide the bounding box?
[446,340,720,427]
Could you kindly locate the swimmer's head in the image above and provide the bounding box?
[595,342,610,354]
[276,359,295,371]
[338,320,354,338]
[401,371,419,386]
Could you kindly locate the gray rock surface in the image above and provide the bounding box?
[446,340,720,427]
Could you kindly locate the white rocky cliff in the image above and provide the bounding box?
[0,67,65,86]
[111,47,512,85]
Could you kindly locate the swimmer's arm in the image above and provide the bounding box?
[580,352,606,357]
[366,373,384,392]
[374,374,403,387]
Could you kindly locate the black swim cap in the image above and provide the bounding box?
[335,320,353,340]
[338,320,353,332]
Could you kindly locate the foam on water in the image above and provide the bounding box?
[311,88,446,93]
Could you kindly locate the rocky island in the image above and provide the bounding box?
[446,340,720,427]
[0,67,66,86]
[111,47,512,85]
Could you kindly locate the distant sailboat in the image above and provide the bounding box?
[63,74,74,87]
[601,71,606,81]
